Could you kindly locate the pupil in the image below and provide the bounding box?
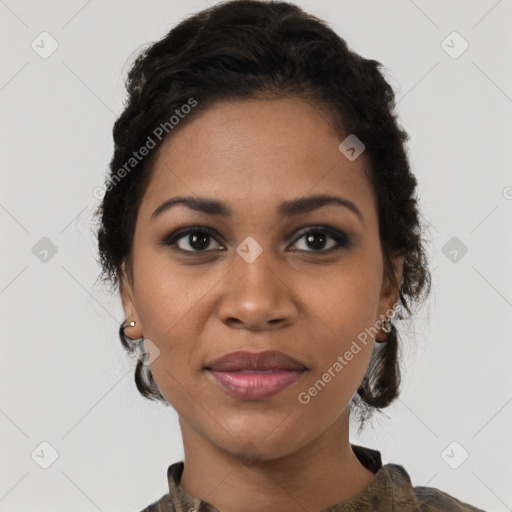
[190,233,209,250]
[307,232,326,250]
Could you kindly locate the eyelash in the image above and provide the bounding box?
[159,225,352,255]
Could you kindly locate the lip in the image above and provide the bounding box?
[205,350,307,372]
[204,350,307,400]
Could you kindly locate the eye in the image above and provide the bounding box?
[290,226,351,253]
[160,227,224,253]
[160,225,351,254]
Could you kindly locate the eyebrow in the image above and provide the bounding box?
[150,194,364,223]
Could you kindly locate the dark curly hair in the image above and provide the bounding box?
[93,0,431,430]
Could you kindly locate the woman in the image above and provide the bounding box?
[94,1,484,510]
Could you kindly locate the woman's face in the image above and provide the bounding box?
[121,97,402,459]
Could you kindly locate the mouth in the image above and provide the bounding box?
[204,350,307,400]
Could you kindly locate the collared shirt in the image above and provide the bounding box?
[139,445,486,511]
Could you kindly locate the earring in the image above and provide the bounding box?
[376,317,391,343]
[120,319,142,345]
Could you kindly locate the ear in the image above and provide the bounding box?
[378,251,404,319]
[120,260,144,339]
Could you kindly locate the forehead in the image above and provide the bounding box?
[140,97,377,219]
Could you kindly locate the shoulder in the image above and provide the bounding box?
[137,461,190,512]
[414,485,486,512]
[137,493,174,512]
[384,463,486,512]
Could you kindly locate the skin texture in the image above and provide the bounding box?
[120,96,404,512]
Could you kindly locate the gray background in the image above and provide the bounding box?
[1,1,511,511]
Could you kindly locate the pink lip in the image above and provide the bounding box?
[204,350,307,400]
[207,369,305,400]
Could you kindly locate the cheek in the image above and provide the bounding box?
[293,260,381,342]
[132,247,213,338]
[292,341,374,443]
[299,332,374,401]
[130,269,201,395]
[292,266,378,405]
[130,249,222,385]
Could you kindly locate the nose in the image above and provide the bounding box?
[217,247,298,332]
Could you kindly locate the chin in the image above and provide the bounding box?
[213,424,311,462]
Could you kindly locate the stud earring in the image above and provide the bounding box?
[119,319,143,346]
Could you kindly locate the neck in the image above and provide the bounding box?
[178,410,376,512]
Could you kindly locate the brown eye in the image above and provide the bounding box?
[160,227,224,253]
[177,232,218,251]
[290,227,351,253]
